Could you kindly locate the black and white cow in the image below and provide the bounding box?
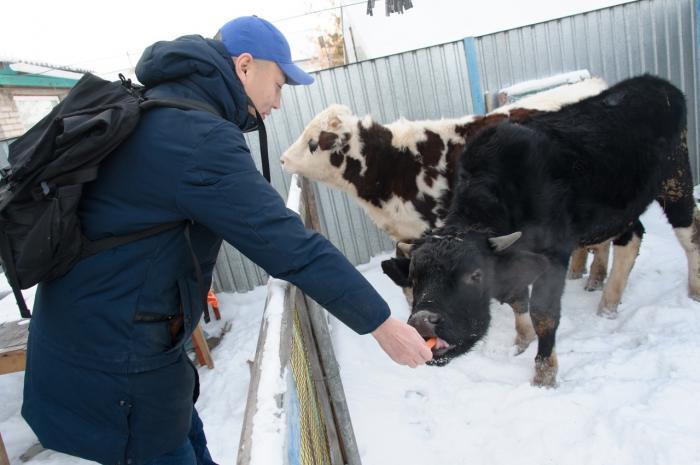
[281,78,607,242]
[381,74,697,387]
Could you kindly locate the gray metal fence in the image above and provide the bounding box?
[213,0,699,293]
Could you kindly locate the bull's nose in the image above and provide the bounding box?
[280,157,285,165]
[407,310,443,336]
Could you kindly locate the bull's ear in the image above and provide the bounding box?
[381,257,411,287]
[489,231,522,253]
[493,251,549,301]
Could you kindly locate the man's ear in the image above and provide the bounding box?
[493,251,549,302]
[381,257,411,287]
[234,53,254,83]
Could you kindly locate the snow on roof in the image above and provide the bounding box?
[3,60,90,80]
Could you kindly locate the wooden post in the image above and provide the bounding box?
[300,176,362,465]
[0,320,29,465]
[301,177,323,233]
[0,321,28,375]
[294,291,344,465]
[0,349,25,375]
[191,323,214,369]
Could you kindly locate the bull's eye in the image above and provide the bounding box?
[463,269,482,285]
[308,140,319,153]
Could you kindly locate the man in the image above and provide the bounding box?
[22,15,432,465]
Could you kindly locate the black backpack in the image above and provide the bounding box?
[0,73,261,320]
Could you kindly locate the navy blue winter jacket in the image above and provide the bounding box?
[22,35,390,465]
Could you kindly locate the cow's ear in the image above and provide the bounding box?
[328,115,343,130]
[381,257,411,287]
[318,131,339,150]
[493,251,549,301]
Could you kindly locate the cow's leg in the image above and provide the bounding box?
[529,258,567,388]
[597,223,643,318]
[567,247,588,279]
[506,287,534,354]
[585,240,611,291]
[658,129,700,300]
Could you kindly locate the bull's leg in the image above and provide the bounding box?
[585,240,611,291]
[659,129,700,300]
[567,247,588,279]
[506,287,534,354]
[529,258,567,388]
[597,223,643,318]
[670,206,700,300]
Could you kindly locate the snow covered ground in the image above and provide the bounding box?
[1,200,699,464]
[332,201,700,465]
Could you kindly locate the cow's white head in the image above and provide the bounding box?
[281,104,358,183]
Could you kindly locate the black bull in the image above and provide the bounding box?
[382,74,699,387]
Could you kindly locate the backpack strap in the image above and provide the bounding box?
[140,97,221,117]
[0,229,32,318]
[254,110,271,183]
[183,221,211,324]
[80,221,184,258]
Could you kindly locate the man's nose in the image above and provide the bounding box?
[407,310,443,336]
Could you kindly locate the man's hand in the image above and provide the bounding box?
[372,317,433,368]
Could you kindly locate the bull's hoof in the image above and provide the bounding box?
[689,291,700,302]
[597,301,619,319]
[532,355,558,388]
[585,278,604,291]
[567,270,584,280]
[514,333,535,355]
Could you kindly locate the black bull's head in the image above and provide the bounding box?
[381,230,549,366]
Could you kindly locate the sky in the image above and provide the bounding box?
[1,200,699,464]
[1,0,634,80]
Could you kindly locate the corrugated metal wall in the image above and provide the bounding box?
[213,0,698,293]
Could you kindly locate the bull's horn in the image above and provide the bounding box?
[489,231,522,252]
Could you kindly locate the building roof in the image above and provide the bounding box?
[0,60,86,88]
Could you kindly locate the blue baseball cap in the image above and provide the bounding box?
[219,16,314,86]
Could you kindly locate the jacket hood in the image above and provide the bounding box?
[135,35,257,130]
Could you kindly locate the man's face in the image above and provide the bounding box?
[234,54,285,119]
